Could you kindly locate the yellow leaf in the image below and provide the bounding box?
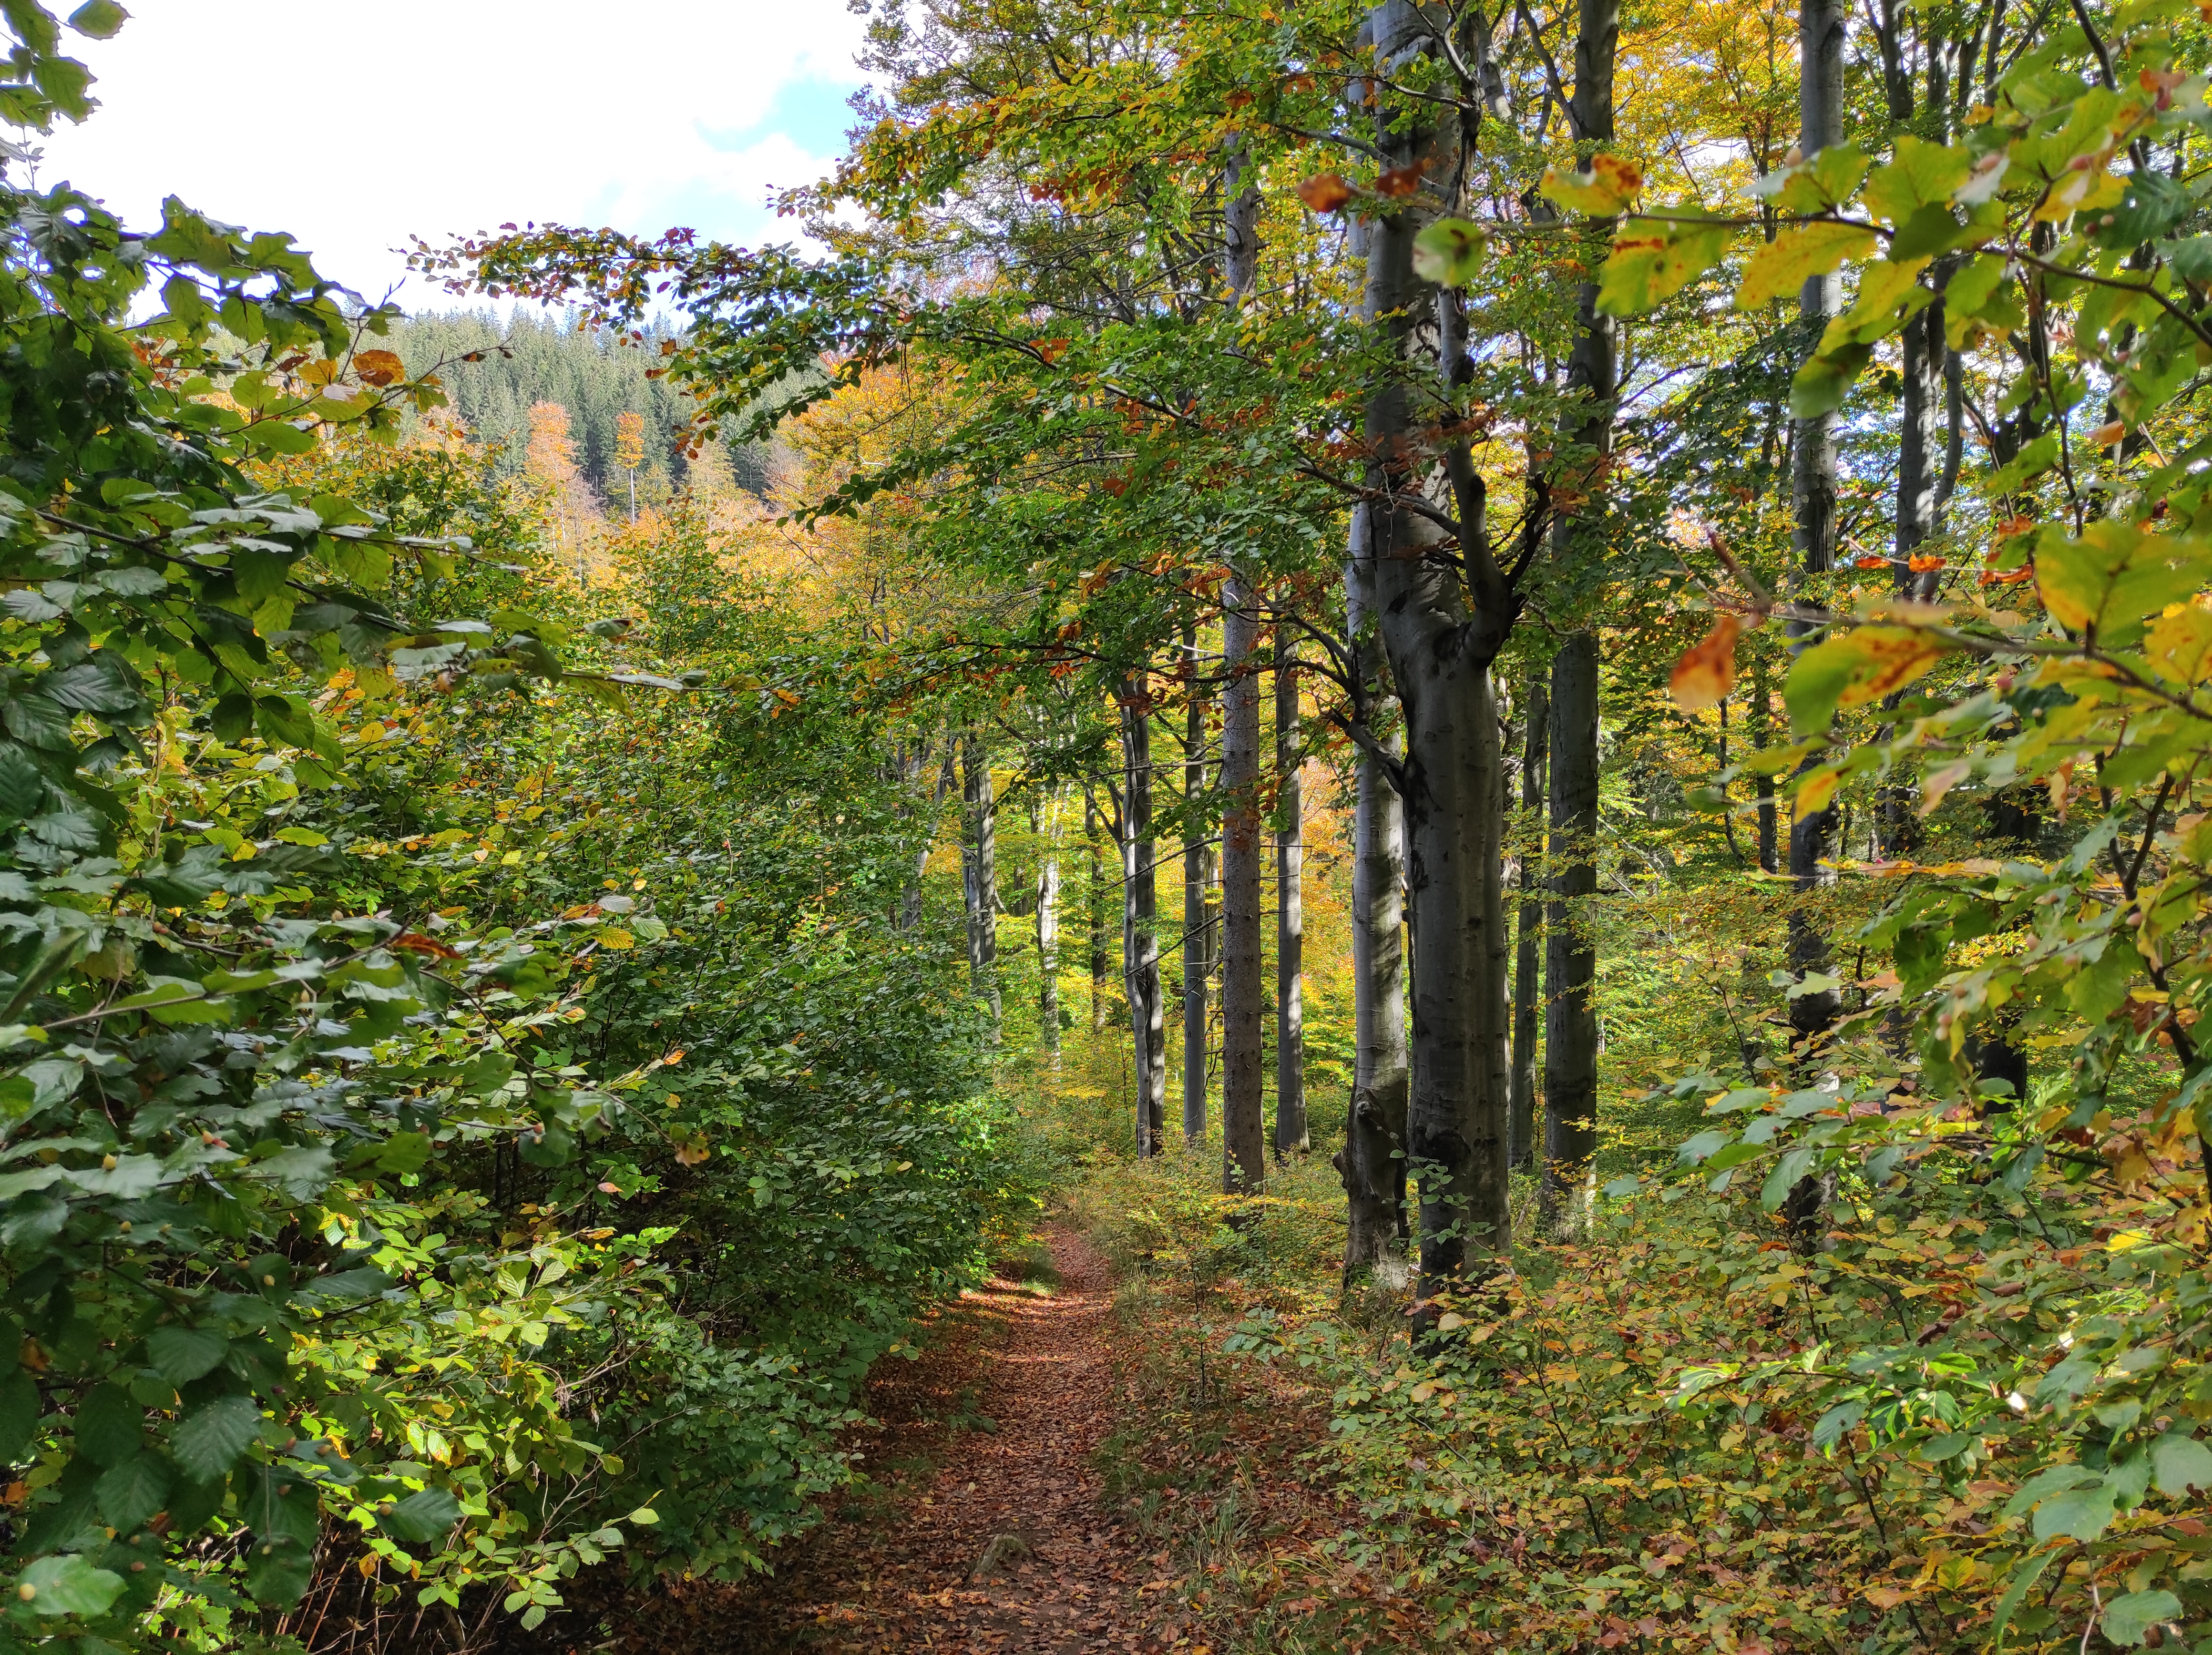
[1539,154,1642,216]
[599,928,636,951]
[1737,222,1878,310]
[1797,766,1841,815]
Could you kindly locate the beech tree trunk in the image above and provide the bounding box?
[1121,680,1167,1155]
[1087,792,1108,1033]
[1340,500,1409,1278]
[1510,672,1546,1171]
[1785,0,1847,1243]
[1183,626,1210,1145]
[1276,636,1307,1157]
[1360,5,1515,1309]
[1540,0,1621,1237]
[1218,145,1267,1197]
[1220,584,1265,1196]
[961,731,1001,1037]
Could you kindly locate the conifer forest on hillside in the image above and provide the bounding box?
[0,0,2211,1649]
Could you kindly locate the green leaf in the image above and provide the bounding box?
[1992,1546,2063,1651]
[66,0,127,39]
[1411,218,1486,286]
[1790,341,1875,418]
[1765,142,1871,213]
[2151,1431,2212,1495]
[1862,135,1972,224]
[242,1536,314,1605]
[2165,234,2212,284]
[94,1451,171,1532]
[2099,1590,2181,1646]
[16,1554,124,1617]
[2037,521,2212,647]
[2093,171,2193,249]
[0,746,46,821]
[73,1385,138,1467]
[169,1395,262,1481]
[380,1487,462,1543]
[0,1370,40,1463]
[294,1266,391,1306]
[2032,1480,2117,1543]
[1783,627,1950,734]
[145,1327,229,1385]
[1736,222,1876,310]
[1596,214,1733,316]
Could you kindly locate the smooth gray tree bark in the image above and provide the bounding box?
[1340,501,1409,1278]
[1182,625,1211,1145]
[1220,580,1266,1196]
[1361,0,1515,1310]
[1219,144,1267,1197]
[1510,672,1546,1171]
[1087,792,1109,1033]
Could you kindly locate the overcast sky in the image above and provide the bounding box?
[28,0,871,311]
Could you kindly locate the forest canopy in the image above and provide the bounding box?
[0,0,2206,1651]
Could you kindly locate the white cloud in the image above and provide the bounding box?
[28,0,869,308]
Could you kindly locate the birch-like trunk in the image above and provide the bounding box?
[1121,681,1167,1154]
[1036,791,1061,1062]
[1275,636,1307,1157]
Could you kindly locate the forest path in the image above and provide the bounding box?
[699,1227,1174,1654]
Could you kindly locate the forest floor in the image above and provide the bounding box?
[649,1227,1184,1655]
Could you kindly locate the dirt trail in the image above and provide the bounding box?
[694,1227,1172,1654]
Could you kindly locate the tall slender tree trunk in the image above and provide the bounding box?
[1540,0,1621,1237]
[961,731,1001,1037]
[1510,671,1546,1171]
[1360,3,1515,1311]
[1121,680,1167,1155]
[1036,791,1061,1062]
[1340,501,1409,1277]
[1275,636,1307,1157]
[1220,582,1265,1195]
[1218,145,1267,1198]
[1183,626,1211,1145]
[1785,0,1848,1242]
[1087,793,1108,1033]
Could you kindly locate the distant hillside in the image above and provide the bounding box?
[390,309,771,501]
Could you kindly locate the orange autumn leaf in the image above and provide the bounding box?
[1908,553,1946,572]
[353,348,406,387]
[1669,613,1740,712]
[1296,174,1352,212]
[2088,419,2126,447]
